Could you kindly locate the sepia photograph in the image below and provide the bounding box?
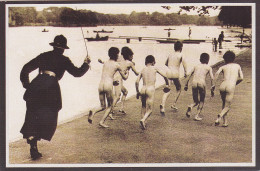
[4,1,256,168]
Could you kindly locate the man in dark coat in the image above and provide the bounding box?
[20,35,91,160]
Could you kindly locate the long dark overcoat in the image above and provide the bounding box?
[20,50,89,141]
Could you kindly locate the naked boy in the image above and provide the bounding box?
[160,41,188,115]
[213,51,243,127]
[112,47,139,114]
[184,53,215,121]
[136,55,169,130]
[88,47,127,128]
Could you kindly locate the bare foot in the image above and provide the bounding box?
[194,116,202,121]
[119,109,126,114]
[140,120,146,130]
[222,123,228,127]
[109,114,116,120]
[160,104,165,116]
[99,122,109,128]
[88,110,93,124]
[186,107,191,118]
[171,105,178,111]
[215,115,221,126]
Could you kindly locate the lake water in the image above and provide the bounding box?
[6,25,250,142]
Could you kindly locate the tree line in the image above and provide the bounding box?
[9,7,221,27]
[9,6,251,28]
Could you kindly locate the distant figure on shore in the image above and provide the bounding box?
[188,27,192,39]
[218,31,224,49]
[112,47,139,115]
[96,32,100,39]
[184,53,215,121]
[168,30,171,38]
[240,33,244,44]
[213,51,243,127]
[136,55,169,130]
[88,47,128,128]
[20,35,91,160]
[160,41,188,115]
[213,38,218,52]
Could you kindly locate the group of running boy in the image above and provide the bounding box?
[88,41,243,130]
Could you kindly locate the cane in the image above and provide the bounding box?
[76,7,91,69]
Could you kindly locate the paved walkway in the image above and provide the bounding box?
[8,49,252,166]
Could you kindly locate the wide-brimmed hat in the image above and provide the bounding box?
[49,35,69,49]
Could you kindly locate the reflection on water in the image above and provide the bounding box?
[6,25,250,141]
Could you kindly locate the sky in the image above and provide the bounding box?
[29,3,222,16]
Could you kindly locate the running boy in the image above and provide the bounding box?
[112,47,139,114]
[136,55,169,130]
[160,41,188,115]
[88,47,128,128]
[184,53,215,121]
[213,51,243,127]
[98,47,139,115]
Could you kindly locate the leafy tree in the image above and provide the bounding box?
[218,6,251,28]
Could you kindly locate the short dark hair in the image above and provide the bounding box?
[200,53,210,64]
[223,51,235,63]
[108,47,119,60]
[121,47,133,60]
[145,55,155,65]
[174,41,183,51]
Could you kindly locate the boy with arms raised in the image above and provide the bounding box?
[88,47,128,128]
[160,41,188,115]
[136,55,169,130]
[184,53,215,121]
[213,51,243,127]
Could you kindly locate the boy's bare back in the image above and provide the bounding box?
[166,51,183,79]
[140,66,157,87]
[218,63,243,85]
[192,64,213,88]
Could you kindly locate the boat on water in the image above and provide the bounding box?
[85,36,109,41]
[42,29,49,32]
[164,28,176,31]
[157,39,205,44]
[93,29,113,33]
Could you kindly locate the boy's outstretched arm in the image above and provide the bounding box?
[209,67,215,97]
[131,62,139,76]
[214,66,223,86]
[184,68,194,91]
[236,66,244,85]
[182,56,188,77]
[209,67,215,87]
[135,73,142,99]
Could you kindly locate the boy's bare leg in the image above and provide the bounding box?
[99,91,113,128]
[140,89,154,130]
[186,87,199,118]
[119,86,128,114]
[110,85,122,119]
[215,91,231,126]
[220,92,233,127]
[194,87,205,121]
[141,94,146,119]
[171,79,181,110]
[160,78,171,115]
[160,91,170,115]
[88,92,106,124]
